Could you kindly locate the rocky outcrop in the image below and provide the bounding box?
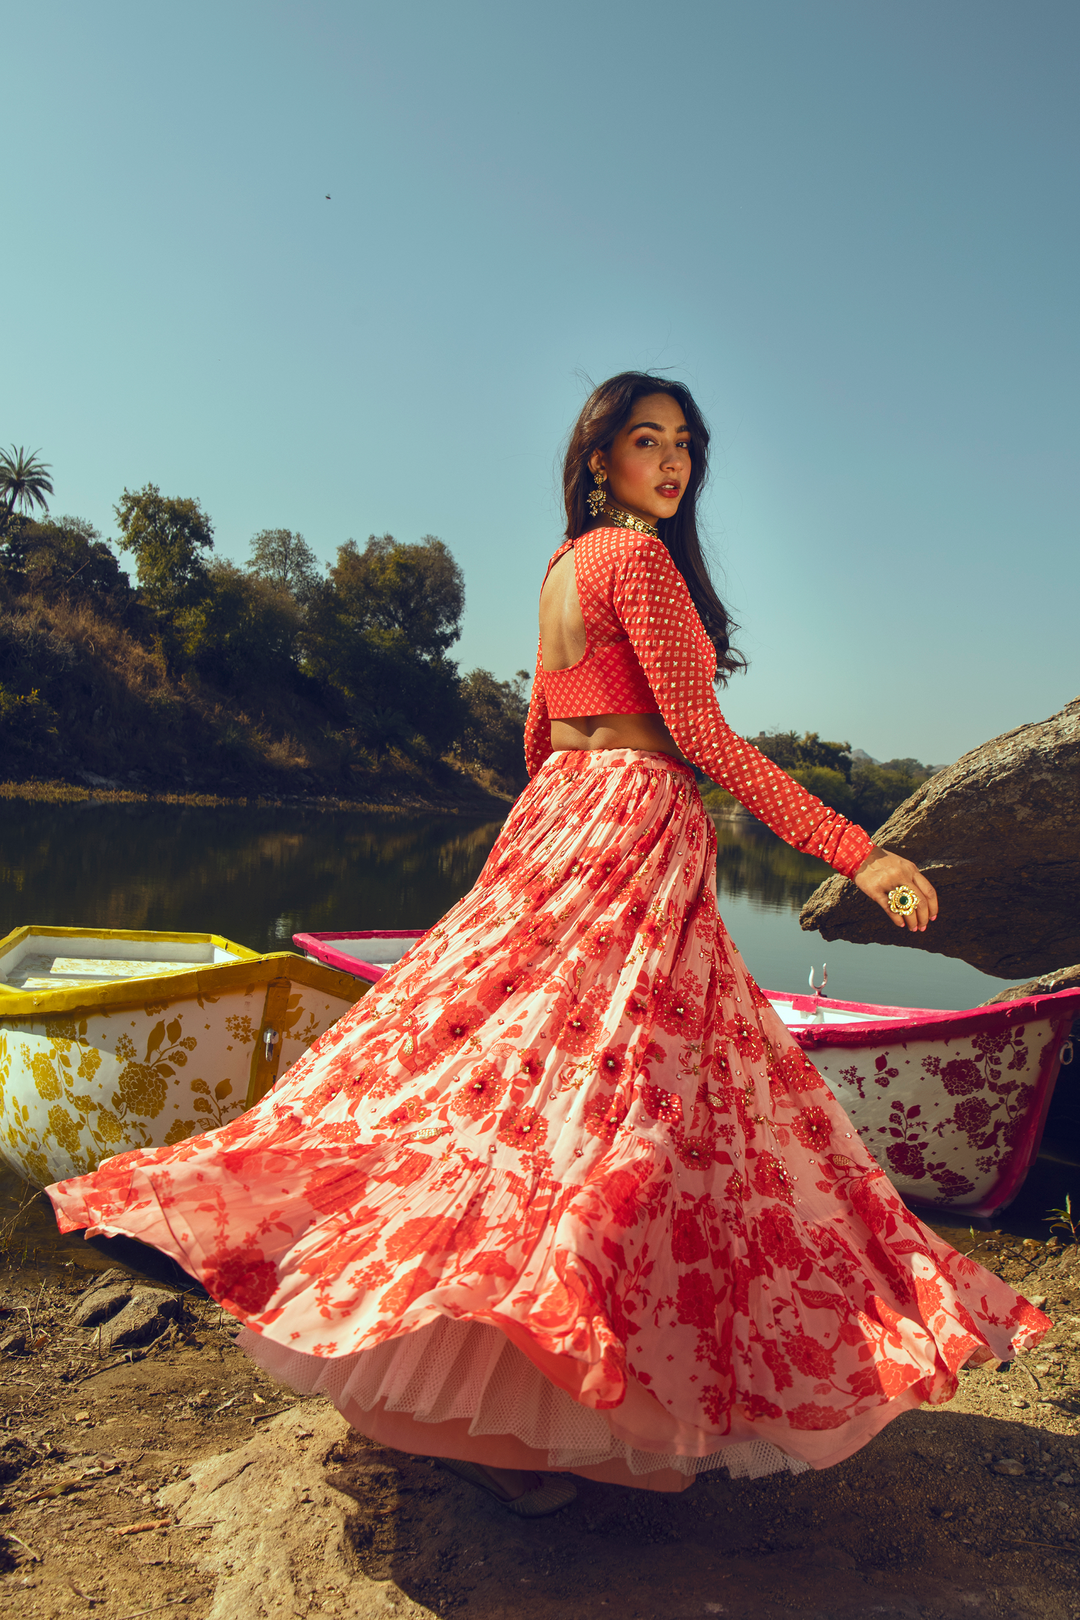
[800,697,1080,980]
[981,964,1080,1005]
[68,1267,183,1350]
[69,1278,133,1328]
[158,1404,402,1620]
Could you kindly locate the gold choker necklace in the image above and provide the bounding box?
[600,502,660,540]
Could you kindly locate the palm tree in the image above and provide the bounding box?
[0,445,54,533]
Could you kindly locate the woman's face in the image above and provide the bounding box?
[588,392,691,526]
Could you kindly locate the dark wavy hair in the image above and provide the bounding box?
[562,371,745,682]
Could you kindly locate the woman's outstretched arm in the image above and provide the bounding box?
[611,536,936,930]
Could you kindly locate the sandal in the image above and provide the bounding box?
[438,1457,577,1518]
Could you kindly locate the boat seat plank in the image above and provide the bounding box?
[3,955,213,990]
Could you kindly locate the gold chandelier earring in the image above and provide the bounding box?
[587,470,607,518]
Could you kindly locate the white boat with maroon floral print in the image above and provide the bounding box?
[293,929,1080,1220]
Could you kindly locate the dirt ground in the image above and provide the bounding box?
[2,1225,1080,1620]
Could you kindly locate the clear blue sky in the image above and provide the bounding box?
[5,0,1077,764]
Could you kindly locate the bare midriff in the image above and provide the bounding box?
[549,713,686,761]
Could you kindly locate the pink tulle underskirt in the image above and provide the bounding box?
[240,1313,813,1488]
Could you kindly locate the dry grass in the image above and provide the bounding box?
[0,590,514,810]
[0,778,251,807]
[448,756,523,799]
[1,593,334,783]
[0,776,507,815]
[262,731,311,771]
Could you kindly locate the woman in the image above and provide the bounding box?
[48,372,1047,1518]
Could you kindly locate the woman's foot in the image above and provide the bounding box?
[475,1464,543,1501]
[438,1457,578,1517]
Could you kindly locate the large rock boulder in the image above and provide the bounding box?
[800,698,1080,980]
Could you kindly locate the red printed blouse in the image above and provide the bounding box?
[524,527,875,880]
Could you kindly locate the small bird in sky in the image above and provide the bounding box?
[325,194,331,200]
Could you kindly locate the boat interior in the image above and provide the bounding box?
[0,932,248,994]
[312,935,417,965]
[766,994,909,1029]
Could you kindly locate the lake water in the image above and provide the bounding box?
[0,797,1011,1008]
[5,796,1074,1264]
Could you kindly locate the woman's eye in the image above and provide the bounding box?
[635,436,658,447]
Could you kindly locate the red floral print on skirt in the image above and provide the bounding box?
[47,750,1048,1492]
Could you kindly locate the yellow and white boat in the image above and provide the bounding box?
[0,926,366,1188]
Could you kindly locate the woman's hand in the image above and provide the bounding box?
[853,846,938,933]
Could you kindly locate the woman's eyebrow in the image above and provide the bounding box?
[628,420,691,434]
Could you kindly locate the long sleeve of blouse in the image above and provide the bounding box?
[523,532,875,880]
[614,536,873,877]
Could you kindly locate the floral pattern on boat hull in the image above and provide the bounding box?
[48,750,1047,1460]
[811,1024,1060,1212]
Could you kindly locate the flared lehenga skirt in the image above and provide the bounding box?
[48,749,1047,1492]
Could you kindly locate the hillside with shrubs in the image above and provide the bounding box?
[0,478,530,805]
[0,456,938,828]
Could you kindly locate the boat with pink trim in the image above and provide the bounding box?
[293,929,1080,1220]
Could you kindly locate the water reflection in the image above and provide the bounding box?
[713,817,831,911]
[0,799,505,951]
[0,802,830,952]
[709,814,1012,1015]
[0,799,1009,1015]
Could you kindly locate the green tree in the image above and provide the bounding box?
[796,731,853,780]
[302,534,466,755]
[742,729,938,831]
[0,683,59,755]
[455,668,531,788]
[850,760,933,832]
[789,764,854,816]
[330,534,464,657]
[114,484,214,614]
[746,729,801,769]
[0,446,54,534]
[303,609,465,756]
[0,515,133,613]
[175,562,304,690]
[246,528,321,604]
[749,729,853,780]
[879,757,930,779]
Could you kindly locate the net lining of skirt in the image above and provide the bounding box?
[241,1314,809,1481]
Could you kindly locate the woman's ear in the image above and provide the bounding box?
[588,449,607,476]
